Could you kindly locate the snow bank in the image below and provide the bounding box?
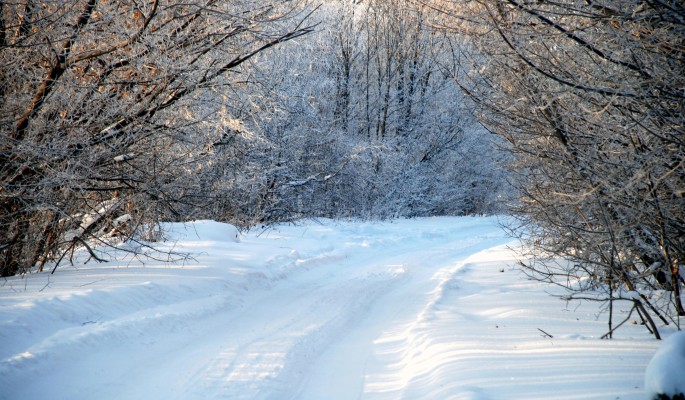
[645,331,685,399]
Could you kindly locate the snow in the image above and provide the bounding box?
[0,216,670,400]
[113,153,135,162]
[645,331,685,398]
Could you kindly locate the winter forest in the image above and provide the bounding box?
[2,0,685,347]
[2,1,685,398]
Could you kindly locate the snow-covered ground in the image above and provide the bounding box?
[0,217,671,399]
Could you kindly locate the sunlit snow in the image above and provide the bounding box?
[0,217,673,400]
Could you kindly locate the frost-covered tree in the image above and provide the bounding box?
[0,0,314,276]
[1,0,512,276]
[205,0,512,224]
[426,0,685,338]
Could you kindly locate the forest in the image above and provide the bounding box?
[1,0,684,338]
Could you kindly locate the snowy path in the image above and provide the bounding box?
[0,217,661,400]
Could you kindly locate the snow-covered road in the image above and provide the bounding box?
[0,217,662,399]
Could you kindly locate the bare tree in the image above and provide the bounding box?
[0,0,315,276]
[424,0,685,338]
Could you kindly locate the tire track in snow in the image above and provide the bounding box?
[0,217,512,400]
[291,227,512,400]
[117,219,506,400]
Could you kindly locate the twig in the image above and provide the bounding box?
[76,278,107,287]
[75,237,108,264]
[537,328,553,338]
[601,304,636,339]
[39,275,51,292]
